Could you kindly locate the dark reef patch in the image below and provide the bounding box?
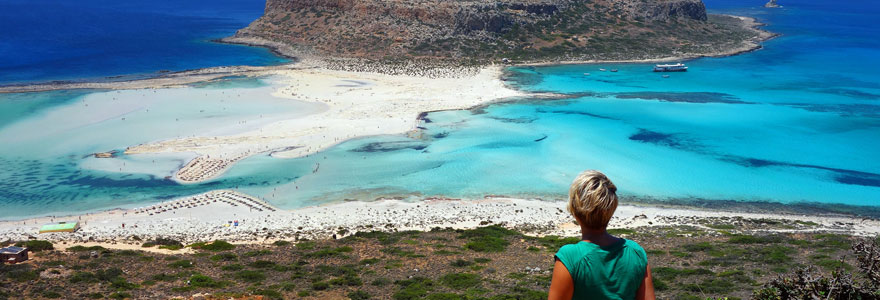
[488,116,537,123]
[432,132,449,139]
[613,92,752,104]
[628,128,683,148]
[351,141,428,153]
[816,88,880,100]
[474,141,530,149]
[781,103,880,118]
[536,108,618,120]
[723,156,880,188]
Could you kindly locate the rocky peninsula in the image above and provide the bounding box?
[226,0,773,65]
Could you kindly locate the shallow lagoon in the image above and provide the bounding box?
[0,77,322,218]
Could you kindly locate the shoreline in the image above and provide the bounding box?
[2,190,879,249]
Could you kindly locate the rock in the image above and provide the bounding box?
[764,0,781,8]
[233,0,714,61]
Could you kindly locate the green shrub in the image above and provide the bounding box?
[371,277,391,286]
[42,292,62,299]
[95,268,123,281]
[195,240,235,251]
[189,274,226,288]
[210,252,237,261]
[15,240,53,251]
[273,240,291,246]
[465,236,509,252]
[305,246,353,258]
[255,289,283,300]
[296,241,317,250]
[221,264,244,272]
[151,273,177,282]
[168,260,194,269]
[474,258,492,263]
[68,245,105,252]
[451,259,474,267]
[348,290,372,300]
[110,277,139,290]
[394,277,434,300]
[236,270,266,283]
[312,281,330,290]
[70,271,97,283]
[440,273,481,289]
[142,237,183,248]
[109,292,130,300]
[249,260,276,269]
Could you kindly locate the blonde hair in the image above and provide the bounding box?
[568,170,618,230]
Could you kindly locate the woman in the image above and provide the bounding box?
[548,170,655,300]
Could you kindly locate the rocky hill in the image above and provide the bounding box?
[229,0,767,63]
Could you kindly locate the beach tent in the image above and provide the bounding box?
[39,221,80,234]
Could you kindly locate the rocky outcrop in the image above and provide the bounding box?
[232,0,759,62]
[764,0,781,8]
[613,0,708,21]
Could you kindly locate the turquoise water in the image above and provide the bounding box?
[0,77,323,218]
[1,0,879,219]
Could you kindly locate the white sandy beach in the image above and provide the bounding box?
[122,64,523,183]
[2,190,878,252]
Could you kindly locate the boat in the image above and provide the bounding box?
[583,73,590,76]
[662,75,670,78]
[610,69,618,72]
[653,63,688,72]
[599,68,606,71]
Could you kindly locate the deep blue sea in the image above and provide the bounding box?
[0,0,287,85]
[0,0,878,219]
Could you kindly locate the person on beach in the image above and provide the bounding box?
[548,170,655,300]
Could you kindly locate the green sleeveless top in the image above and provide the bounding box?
[555,239,647,300]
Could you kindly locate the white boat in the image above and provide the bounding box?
[599,68,606,71]
[583,73,590,76]
[653,63,688,72]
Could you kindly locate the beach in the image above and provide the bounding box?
[2,189,878,250]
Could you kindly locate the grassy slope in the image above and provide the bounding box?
[1,219,873,300]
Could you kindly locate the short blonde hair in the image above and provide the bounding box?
[568,170,618,230]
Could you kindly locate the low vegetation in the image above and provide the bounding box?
[0,220,877,299]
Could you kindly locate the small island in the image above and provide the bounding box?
[225,0,774,67]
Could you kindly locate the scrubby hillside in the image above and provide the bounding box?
[229,0,767,63]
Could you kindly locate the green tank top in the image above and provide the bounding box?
[554,239,647,300]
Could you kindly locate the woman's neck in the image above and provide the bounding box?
[581,228,621,247]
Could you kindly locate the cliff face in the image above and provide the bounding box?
[234,0,756,62]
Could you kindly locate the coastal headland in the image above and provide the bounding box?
[3,1,878,299]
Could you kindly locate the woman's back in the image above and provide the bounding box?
[554,239,648,300]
